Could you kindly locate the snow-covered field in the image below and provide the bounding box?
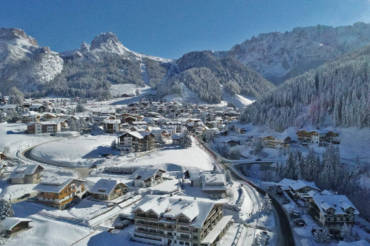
[222,92,255,108]
[30,135,117,167]
[0,182,38,201]
[7,202,93,246]
[109,84,150,97]
[99,137,214,171]
[0,123,56,158]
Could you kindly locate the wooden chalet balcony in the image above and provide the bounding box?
[135,221,167,229]
[135,215,159,221]
[137,228,164,235]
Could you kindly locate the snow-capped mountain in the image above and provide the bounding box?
[2,23,370,106]
[63,32,170,63]
[241,44,370,130]
[224,22,370,84]
[43,32,171,98]
[10,30,272,103]
[0,28,63,92]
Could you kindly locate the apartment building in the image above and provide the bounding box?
[116,131,156,153]
[308,191,359,236]
[132,196,232,246]
[27,121,61,135]
[103,119,121,133]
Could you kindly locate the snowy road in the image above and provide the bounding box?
[194,135,295,246]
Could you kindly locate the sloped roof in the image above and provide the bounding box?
[164,199,199,222]
[90,179,124,195]
[278,178,318,191]
[9,164,43,179]
[119,131,143,139]
[103,119,120,124]
[312,192,359,215]
[134,196,218,228]
[34,178,83,193]
[136,196,170,217]
[201,172,226,186]
[0,217,31,231]
[133,168,164,181]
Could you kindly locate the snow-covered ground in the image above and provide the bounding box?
[7,202,93,246]
[74,225,146,246]
[164,87,255,109]
[0,123,56,158]
[0,182,38,201]
[99,136,214,171]
[109,84,151,97]
[30,135,117,167]
[222,92,255,108]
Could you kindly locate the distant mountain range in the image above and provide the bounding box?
[241,44,370,130]
[1,22,370,109]
[221,22,370,84]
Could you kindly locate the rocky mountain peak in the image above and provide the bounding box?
[0,28,38,46]
[80,42,90,52]
[90,32,130,55]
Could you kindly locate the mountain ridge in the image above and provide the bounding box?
[1,22,370,107]
[221,22,370,84]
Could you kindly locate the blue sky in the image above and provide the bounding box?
[1,0,370,58]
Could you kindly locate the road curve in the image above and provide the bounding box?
[193,135,295,246]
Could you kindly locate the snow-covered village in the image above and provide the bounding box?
[0,1,370,246]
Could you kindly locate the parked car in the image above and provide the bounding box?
[113,218,131,229]
[294,219,306,227]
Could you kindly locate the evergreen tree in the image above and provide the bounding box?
[0,200,14,220]
[262,194,272,214]
[8,87,24,105]
[76,103,85,113]
[313,228,331,243]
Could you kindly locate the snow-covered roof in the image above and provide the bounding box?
[278,178,318,191]
[131,121,147,125]
[201,172,226,186]
[9,164,43,179]
[35,178,82,193]
[33,120,61,125]
[29,104,44,109]
[0,217,31,231]
[163,199,199,222]
[103,119,120,124]
[133,168,165,181]
[135,196,218,228]
[136,196,170,217]
[120,131,144,139]
[312,192,359,215]
[0,104,17,110]
[90,179,124,195]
